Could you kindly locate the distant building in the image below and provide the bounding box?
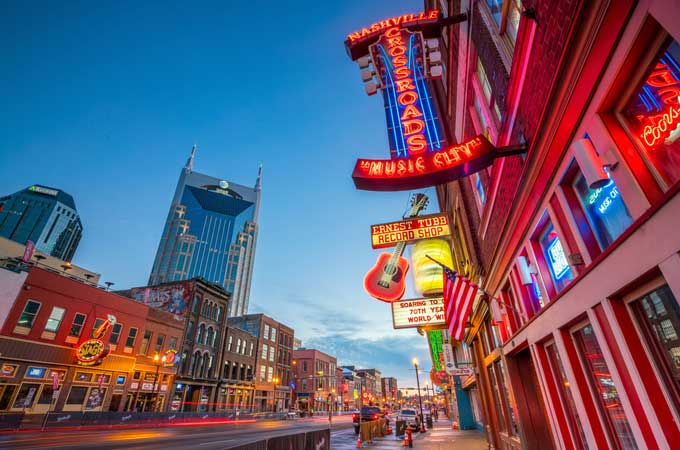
[293,348,337,412]
[293,338,302,350]
[381,377,398,403]
[228,314,294,412]
[0,185,82,261]
[149,147,261,317]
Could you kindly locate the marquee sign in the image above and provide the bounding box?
[76,339,109,366]
[391,297,446,329]
[371,213,450,249]
[345,11,525,192]
[353,135,525,191]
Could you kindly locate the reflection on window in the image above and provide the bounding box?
[622,40,680,188]
[506,0,522,45]
[546,344,589,450]
[573,325,639,450]
[486,0,503,25]
[632,285,680,413]
[574,171,632,249]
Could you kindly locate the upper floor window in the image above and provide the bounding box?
[110,323,123,344]
[44,307,65,333]
[486,0,503,25]
[17,300,41,329]
[264,324,270,340]
[140,330,152,355]
[573,171,632,249]
[621,39,680,189]
[472,172,487,208]
[271,327,277,342]
[69,313,86,337]
[125,328,138,348]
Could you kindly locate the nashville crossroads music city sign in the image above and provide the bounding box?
[346,11,525,191]
[371,213,450,249]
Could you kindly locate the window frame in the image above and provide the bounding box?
[68,313,87,338]
[43,306,66,334]
[15,299,41,332]
[125,327,138,349]
[109,323,123,345]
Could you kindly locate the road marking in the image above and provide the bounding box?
[198,438,237,445]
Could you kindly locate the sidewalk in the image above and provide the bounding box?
[333,419,488,449]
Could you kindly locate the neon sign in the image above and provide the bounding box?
[345,12,525,191]
[76,338,109,366]
[546,237,570,280]
[634,59,680,149]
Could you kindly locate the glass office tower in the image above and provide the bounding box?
[149,147,261,317]
[0,185,83,261]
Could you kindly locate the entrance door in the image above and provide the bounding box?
[109,394,122,412]
[507,348,555,450]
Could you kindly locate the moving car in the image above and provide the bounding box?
[353,406,383,434]
[396,408,418,427]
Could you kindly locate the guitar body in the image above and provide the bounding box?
[364,252,410,303]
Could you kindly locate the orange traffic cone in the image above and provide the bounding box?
[356,436,362,448]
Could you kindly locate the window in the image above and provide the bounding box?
[249,342,254,356]
[271,327,277,342]
[506,0,522,44]
[303,361,308,372]
[169,336,178,350]
[197,324,205,345]
[573,171,633,249]
[125,328,138,348]
[186,321,195,341]
[155,334,165,353]
[262,344,268,360]
[17,300,40,329]
[472,172,486,207]
[69,313,86,337]
[631,285,680,414]
[269,346,275,362]
[139,330,152,355]
[486,0,503,25]
[545,344,589,450]
[44,307,65,333]
[12,383,41,409]
[109,323,122,344]
[573,324,638,450]
[267,367,273,382]
[66,386,88,405]
[260,365,266,382]
[264,324,270,340]
[539,224,573,292]
[621,39,680,188]
[192,296,200,313]
[236,338,241,354]
[228,335,233,351]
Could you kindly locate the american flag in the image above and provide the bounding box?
[443,266,479,342]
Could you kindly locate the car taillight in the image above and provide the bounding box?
[373,414,379,419]
[352,413,357,420]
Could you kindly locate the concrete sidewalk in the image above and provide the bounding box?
[409,420,488,450]
[333,419,488,449]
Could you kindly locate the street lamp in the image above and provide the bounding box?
[152,354,167,412]
[412,358,426,433]
[272,377,280,412]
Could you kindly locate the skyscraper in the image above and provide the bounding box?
[149,147,261,317]
[0,185,83,261]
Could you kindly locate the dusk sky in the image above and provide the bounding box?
[1,0,439,388]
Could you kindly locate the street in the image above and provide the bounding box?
[0,416,353,450]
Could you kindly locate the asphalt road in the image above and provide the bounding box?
[0,415,354,450]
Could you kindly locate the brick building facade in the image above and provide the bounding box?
[431,0,680,449]
[292,349,337,413]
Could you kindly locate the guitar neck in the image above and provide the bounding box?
[387,241,406,266]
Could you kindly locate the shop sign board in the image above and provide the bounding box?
[76,339,109,366]
[371,214,450,249]
[442,343,455,375]
[450,368,474,377]
[391,297,445,329]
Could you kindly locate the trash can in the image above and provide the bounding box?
[396,420,407,436]
[426,415,433,429]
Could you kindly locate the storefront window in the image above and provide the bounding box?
[573,172,633,249]
[11,383,40,409]
[545,344,589,450]
[540,225,574,291]
[487,363,507,432]
[486,0,503,26]
[497,360,519,436]
[622,39,680,188]
[631,285,680,413]
[573,325,638,450]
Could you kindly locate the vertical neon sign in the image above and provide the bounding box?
[370,27,445,159]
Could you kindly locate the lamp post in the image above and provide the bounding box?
[152,354,167,412]
[328,388,335,425]
[413,358,426,433]
[272,377,280,412]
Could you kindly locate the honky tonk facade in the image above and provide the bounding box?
[430,0,680,449]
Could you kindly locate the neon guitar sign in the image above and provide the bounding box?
[345,11,525,191]
[364,193,429,302]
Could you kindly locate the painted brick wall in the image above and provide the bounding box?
[478,0,581,268]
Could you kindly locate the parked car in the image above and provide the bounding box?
[353,406,383,434]
[395,408,418,427]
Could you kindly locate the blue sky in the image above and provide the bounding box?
[0,0,439,388]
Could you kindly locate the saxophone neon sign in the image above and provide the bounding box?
[346,11,525,191]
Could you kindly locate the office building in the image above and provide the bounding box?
[149,147,261,317]
[0,185,82,261]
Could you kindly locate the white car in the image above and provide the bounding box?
[396,408,418,426]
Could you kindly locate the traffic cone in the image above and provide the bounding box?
[356,436,362,448]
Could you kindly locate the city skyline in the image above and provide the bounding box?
[0,0,433,387]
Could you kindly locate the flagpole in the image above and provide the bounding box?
[425,254,519,313]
